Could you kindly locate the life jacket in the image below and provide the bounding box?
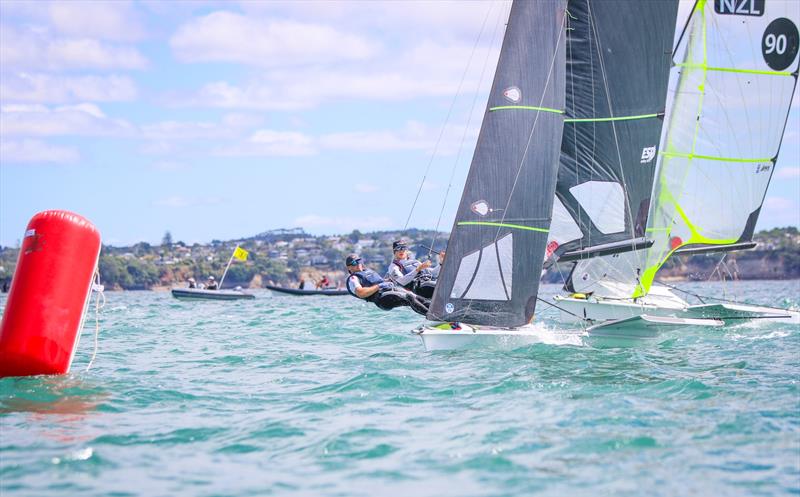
[346,268,386,302]
[393,258,420,275]
[391,258,435,289]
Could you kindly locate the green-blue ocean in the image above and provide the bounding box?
[1,280,799,496]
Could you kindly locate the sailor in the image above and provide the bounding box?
[316,275,331,289]
[187,277,197,289]
[345,254,429,316]
[206,276,218,290]
[386,240,436,299]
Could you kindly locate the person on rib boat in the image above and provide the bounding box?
[345,254,429,316]
[385,240,436,299]
[205,276,218,290]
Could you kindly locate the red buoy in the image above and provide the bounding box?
[0,210,101,377]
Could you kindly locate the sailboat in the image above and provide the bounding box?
[413,0,731,350]
[553,0,800,325]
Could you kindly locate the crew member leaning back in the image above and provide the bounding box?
[344,254,429,316]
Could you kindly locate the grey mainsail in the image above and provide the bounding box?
[547,0,679,262]
[428,0,567,327]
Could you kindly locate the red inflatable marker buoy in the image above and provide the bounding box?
[0,210,101,377]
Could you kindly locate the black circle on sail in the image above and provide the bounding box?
[762,18,799,71]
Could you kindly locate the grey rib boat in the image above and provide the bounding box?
[265,284,348,296]
[171,288,255,301]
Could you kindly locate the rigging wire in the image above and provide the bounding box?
[536,296,592,324]
[402,0,497,233]
[428,0,510,258]
[653,278,759,306]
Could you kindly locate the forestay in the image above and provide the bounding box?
[428,0,567,327]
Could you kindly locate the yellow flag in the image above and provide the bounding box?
[232,246,249,261]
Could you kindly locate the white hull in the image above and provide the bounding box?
[412,322,578,351]
[414,313,726,351]
[555,293,799,325]
[683,303,800,324]
[555,296,678,322]
[584,314,723,347]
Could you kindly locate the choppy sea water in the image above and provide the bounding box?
[1,280,799,497]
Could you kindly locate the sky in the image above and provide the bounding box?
[1,0,798,248]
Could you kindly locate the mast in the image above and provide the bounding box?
[428,0,567,327]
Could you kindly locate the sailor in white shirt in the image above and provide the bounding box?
[385,240,436,299]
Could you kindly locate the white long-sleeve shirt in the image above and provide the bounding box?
[385,259,421,287]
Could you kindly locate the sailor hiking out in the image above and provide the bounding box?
[385,240,437,299]
[345,254,429,316]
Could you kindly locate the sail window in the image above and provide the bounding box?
[549,197,583,244]
[450,250,479,298]
[450,234,513,301]
[569,181,625,234]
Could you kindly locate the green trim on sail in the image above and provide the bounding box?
[660,152,772,163]
[675,63,793,77]
[565,113,660,123]
[489,106,660,124]
[458,221,549,233]
[634,0,710,299]
[489,106,564,114]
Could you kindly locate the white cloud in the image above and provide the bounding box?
[141,120,229,141]
[139,141,177,156]
[182,48,494,110]
[153,195,223,208]
[321,130,427,152]
[0,139,79,164]
[0,103,134,136]
[774,167,800,179]
[221,113,265,129]
[294,214,394,232]
[0,24,148,71]
[354,183,379,193]
[238,1,509,42]
[320,120,478,155]
[0,72,137,103]
[213,129,316,157]
[170,12,375,67]
[173,26,500,110]
[47,1,146,42]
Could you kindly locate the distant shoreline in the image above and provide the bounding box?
[99,277,800,293]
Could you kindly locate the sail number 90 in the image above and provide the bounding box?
[764,33,787,55]
[762,18,798,71]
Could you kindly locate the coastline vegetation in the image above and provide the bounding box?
[1,227,797,291]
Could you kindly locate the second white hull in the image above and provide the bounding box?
[555,296,800,325]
